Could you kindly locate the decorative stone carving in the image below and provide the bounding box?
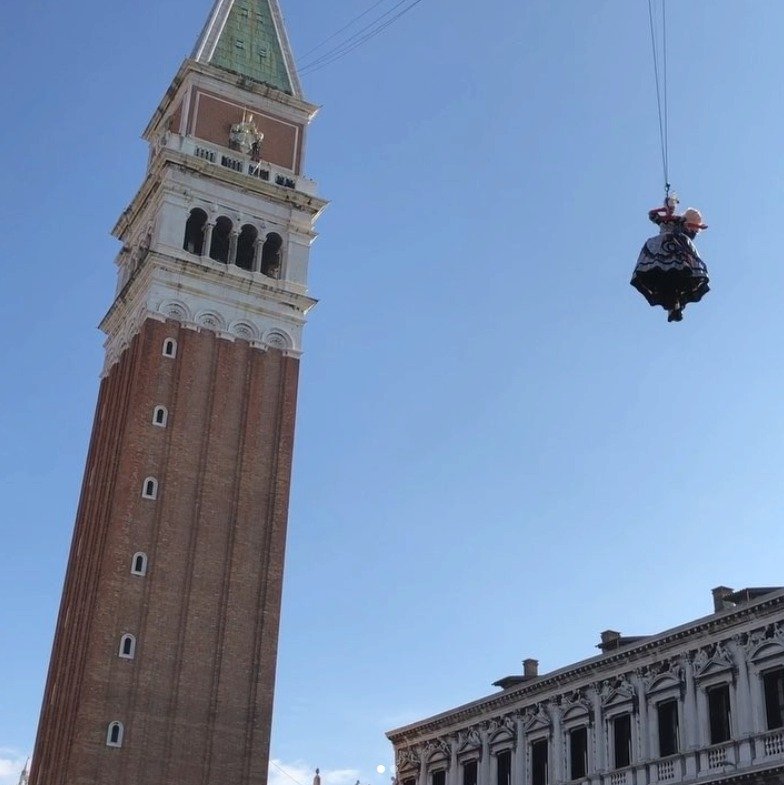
[264,329,291,350]
[600,675,637,706]
[396,747,421,772]
[641,658,684,693]
[457,726,482,754]
[229,321,257,340]
[521,703,550,731]
[229,113,264,157]
[196,310,226,331]
[693,641,736,677]
[160,300,190,321]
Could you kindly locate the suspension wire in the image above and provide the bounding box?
[298,0,426,75]
[299,0,421,73]
[647,0,670,196]
[298,0,393,60]
[268,761,308,785]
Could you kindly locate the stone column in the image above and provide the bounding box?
[418,751,428,785]
[202,222,214,257]
[228,230,239,266]
[513,717,524,785]
[480,727,490,785]
[591,687,605,774]
[252,237,264,273]
[635,674,650,762]
[447,738,458,785]
[683,658,698,750]
[549,702,563,784]
[683,658,699,778]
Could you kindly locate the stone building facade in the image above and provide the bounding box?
[28,2,324,784]
[387,587,784,785]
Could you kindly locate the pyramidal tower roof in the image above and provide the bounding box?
[192,0,302,97]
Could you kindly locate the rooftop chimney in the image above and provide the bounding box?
[712,586,735,612]
[523,658,539,678]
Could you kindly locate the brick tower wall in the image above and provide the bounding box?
[30,317,300,785]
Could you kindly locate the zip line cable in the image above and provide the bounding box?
[647,0,670,195]
[299,0,423,74]
[298,0,427,75]
[297,0,392,60]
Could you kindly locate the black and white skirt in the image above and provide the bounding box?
[631,232,710,310]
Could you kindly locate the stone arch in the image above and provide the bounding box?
[183,208,207,255]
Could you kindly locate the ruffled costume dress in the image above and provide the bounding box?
[631,214,710,314]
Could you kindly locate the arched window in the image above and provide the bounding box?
[119,634,136,659]
[131,552,148,576]
[236,224,258,271]
[183,208,207,255]
[152,406,168,427]
[162,338,177,358]
[261,233,283,278]
[209,216,233,263]
[141,477,158,500]
[106,721,124,748]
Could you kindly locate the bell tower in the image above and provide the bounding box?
[29,2,325,784]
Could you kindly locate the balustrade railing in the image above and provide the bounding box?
[763,728,784,757]
[161,135,318,196]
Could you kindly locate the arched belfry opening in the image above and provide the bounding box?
[261,232,283,278]
[210,216,233,263]
[183,208,207,255]
[236,224,258,271]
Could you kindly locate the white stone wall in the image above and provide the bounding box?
[390,596,784,785]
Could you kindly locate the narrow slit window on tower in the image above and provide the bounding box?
[183,208,207,255]
[764,668,784,730]
[496,749,511,785]
[142,477,158,500]
[569,726,588,780]
[119,634,136,660]
[131,552,148,576]
[209,216,232,264]
[106,721,124,748]
[613,713,632,769]
[236,224,258,271]
[657,699,680,757]
[152,406,168,427]
[708,684,732,744]
[162,338,177,358]
[531,739,548,785]
[431,771,445,785]
[462,760,478,785]
[261,232,283,278]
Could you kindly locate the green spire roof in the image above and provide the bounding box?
[193,0,301,96]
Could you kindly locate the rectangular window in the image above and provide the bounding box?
[531,739,548,785]
[569,726,588,780]
[462,761,478,785]
[657,699,679,757]
[764,668,784,730]
[432,771,446,785]
[496,750,511,785]
[613,714,632,769]
[707,684,732,744]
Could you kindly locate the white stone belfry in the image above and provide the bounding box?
[102,7,326,374]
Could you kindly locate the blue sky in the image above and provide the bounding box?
[2,1,784,783]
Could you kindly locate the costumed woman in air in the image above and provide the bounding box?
[631,195,710,322]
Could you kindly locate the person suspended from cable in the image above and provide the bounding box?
[630,194,709,322]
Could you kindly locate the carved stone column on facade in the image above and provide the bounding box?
[512,716,524,785]
[590,686,605,773]
[549,701,563,784]
[418,749,428,785]
[480,725,490,785]
[447,737,458,785]
[683,656,698,750]
[252,237,264,272]
[202,222,214,257]
[635,673,649,763]
[228,230,239,265]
